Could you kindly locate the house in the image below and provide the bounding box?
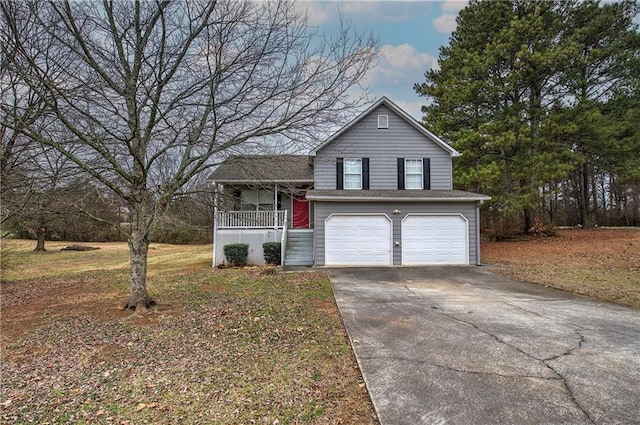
[210,97,490,267]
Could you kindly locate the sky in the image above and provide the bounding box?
[296,1,640,120]
[295,0,469,120]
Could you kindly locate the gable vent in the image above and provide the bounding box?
[377,114,389,129]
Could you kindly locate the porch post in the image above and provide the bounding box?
[212,182,218,267]
[274,184,278,229]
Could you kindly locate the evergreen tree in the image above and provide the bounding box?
[416,0,640,235]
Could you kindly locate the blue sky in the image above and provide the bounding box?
[295,0,469,119]
[297,1,640,120]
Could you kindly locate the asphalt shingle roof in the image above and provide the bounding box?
[210,155,314,183]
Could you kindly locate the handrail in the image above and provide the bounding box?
[281,210,287,266]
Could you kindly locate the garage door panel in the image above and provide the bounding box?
[402,215,468,265]
[325,215,391,266]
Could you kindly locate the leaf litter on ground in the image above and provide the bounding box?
[1,251,378,425]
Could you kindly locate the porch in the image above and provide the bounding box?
[212,210,314,267]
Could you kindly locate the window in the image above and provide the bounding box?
[377,114,389,129]
[405,159,423,189]
[344,159,362,189]
[241,189,274,211]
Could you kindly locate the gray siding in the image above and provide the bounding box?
[314,201,480,266]
[314,104,453,190]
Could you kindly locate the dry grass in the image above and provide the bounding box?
[1,240,377,424]
[0,240,212,281]
[482,228,640,308]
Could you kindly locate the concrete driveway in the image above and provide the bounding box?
[329,267,640,425]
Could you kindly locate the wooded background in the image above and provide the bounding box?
[416,0,640,237]
[2,0,639,245]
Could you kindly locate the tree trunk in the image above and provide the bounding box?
[124,202,155,310]
[578,163,589,227]
[591,169,599,225]
[523,206,533,234]
[34,226,46,251]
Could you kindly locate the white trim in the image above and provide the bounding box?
[404,158,424,190]
[377,114,389,129]
[343,158,362,190]
[212,183,219,267]
[313,97,460,157]
[307,195,491,202]
[401,213,469,265]
[476,202,482,266]
[324,213,393,266]
[211,179,314,184]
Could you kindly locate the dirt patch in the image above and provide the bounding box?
[0,274,129,347]
[483,228,640,308]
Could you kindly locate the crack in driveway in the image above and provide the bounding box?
[331,268,640,425]
[432,305,595,424]
[355,353,560,381]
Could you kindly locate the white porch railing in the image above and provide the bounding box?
[216,210,286,229]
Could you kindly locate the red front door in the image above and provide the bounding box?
[292,195,310,229]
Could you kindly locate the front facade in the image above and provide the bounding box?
[210,97,489,267]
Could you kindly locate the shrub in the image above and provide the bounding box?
[263,242,281,265]
[528,218,556,237]
[223,243,248,266]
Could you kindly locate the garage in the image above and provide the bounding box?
[325,214,392,265]
[402,214,468,265]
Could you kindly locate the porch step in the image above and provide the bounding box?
[285,231,313,266]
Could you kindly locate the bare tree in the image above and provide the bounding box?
[0,2,45,237]
[1,0,378,309]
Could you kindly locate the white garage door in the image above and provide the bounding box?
[402,214,468,265]
[325,215,392,265]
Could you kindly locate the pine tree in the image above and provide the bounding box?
[416,0,640,235]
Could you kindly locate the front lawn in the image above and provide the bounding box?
[0,240,377,424]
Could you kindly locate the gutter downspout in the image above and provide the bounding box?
[476,200,482,266]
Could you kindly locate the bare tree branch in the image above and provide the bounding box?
[2,0,378,308]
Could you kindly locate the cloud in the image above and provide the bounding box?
[433,14,458,34]
[297,2,334,26]
[433,0,467,34]
[294,1,430,26]
[440,0,467,13]
[395,100,426,120]
[364,44,437,120]
[368,43,437,85]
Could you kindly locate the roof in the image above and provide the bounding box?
[312,97,461,157]
[306,189,491,202]
[209,155,314,183]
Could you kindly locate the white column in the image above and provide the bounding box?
[212,182,218,267]
[274,184,278,229]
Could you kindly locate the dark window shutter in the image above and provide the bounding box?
[423,158,431,190]
[362,158,369,190]
[336,158,343,190]
[397,158,405,190]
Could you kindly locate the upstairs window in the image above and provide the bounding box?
[398,158,430,190]
[377,114,389,129]
[405,159,423,189]
[344,159,362,189]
